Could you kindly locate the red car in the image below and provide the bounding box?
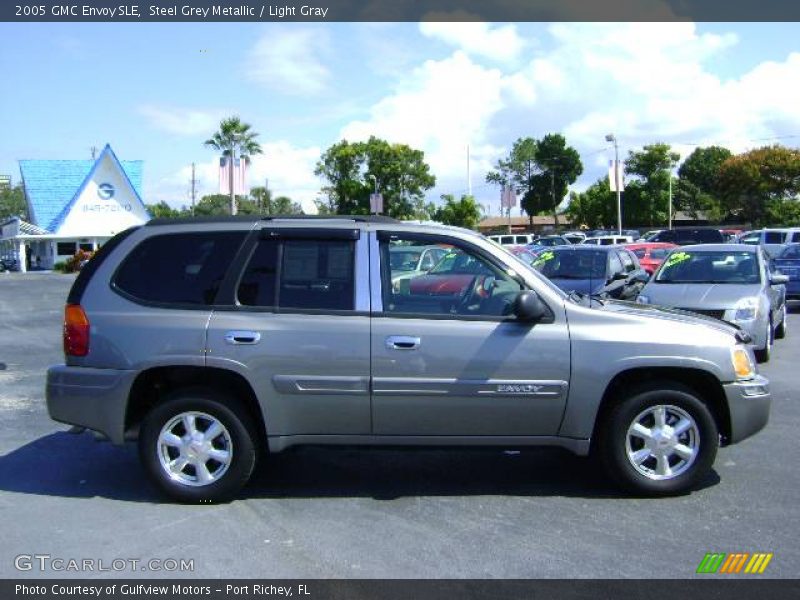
[624,242,678,274]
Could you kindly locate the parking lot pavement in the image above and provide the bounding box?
[0,272,798,579]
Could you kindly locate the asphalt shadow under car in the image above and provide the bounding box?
[0,430,720,503]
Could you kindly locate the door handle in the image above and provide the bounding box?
[224,331,261,345]
[385,335,421,350]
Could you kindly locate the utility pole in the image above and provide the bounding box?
[467,145,472,196]
[668,168,673,230]
[229,151,236,216]
[90,146,97,160]
[190,163,197,215]
[550,168,559,230]
[606,133,622,235]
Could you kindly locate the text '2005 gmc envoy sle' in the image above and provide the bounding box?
[46,216,771,502]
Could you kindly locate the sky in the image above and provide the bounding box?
[1,21,799,215]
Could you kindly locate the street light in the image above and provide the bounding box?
[606,133,622,235]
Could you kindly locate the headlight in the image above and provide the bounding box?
[734,297,759,321]
[731,346,756,379]
[636,294,650,304]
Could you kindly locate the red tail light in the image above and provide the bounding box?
[64,304,90,357]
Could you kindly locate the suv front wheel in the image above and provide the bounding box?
[597,382,718,496]
[139,389,258,503]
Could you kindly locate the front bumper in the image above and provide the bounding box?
[723,374,771,444]
[46,365,137,445]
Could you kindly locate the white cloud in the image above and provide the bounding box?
[245,28,330,95]
[138,105,229,136]
[419,21,526,63]
[341,51,507,182]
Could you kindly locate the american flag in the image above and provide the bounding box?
[219,157,248,195]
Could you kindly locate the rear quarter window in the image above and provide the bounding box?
[113,231,246,306]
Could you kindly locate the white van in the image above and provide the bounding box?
[487,233,536,246]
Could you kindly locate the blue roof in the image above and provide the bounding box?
[19,144,144,232]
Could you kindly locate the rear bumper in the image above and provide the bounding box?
[46,365,136,445]
[723,375,771,444]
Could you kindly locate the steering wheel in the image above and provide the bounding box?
[455,275,494,314]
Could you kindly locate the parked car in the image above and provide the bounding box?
[47,216,770,501]
[507,246,539,268]
[487,233,536,247]
[531,245,649,301]
[641,230,664,241]
[647,228,725,245]
[527,235,570,250]
[738,228,800,258]
[388,244,448,290]
[772,243,800,300]
[562,231,587,244]
[638,245,788,362]
[582,235,635,246]
[1,255,19,271]
[625,242,678,275]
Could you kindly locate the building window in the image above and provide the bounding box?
[79,243,93,252]
[57,242,76,256]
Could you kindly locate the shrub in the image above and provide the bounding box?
[65,250,94,273]
[53,261,68,273]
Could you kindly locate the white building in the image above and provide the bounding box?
[0,144,150,271]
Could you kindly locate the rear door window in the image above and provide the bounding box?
[238,237,356,311]
[113,232,245,306]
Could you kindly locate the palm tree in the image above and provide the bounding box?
[204,116,263,215]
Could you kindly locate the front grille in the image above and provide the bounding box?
[677,308,726,320]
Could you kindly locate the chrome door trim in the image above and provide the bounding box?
[372,378,568,398]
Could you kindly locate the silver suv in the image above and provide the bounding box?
[47,216,771,502]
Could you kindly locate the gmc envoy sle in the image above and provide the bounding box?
[47,216,770,502]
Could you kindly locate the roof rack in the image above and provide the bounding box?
[146,214,399,227]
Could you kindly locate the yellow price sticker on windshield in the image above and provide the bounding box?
[532,251,555,267]
[665,251,691,268]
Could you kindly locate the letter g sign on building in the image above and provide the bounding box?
[97,183,115,200]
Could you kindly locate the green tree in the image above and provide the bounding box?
[717,145,800,226]
[486,134,582,227]
[195,194,260,216]
[530,134,583,228]
[564,178,616,229]
[271,195,304,215]
[315,136,436,219]
[486,137,539,225]
[204,116,263,216]
[145,201,182,219]
[624,143,680,226]
[433,194,483,229]
[0,184,28,221]
[675,146,732,220]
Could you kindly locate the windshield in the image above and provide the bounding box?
[532,249,607,279]
[389,249,423,271]
[655,250,760,284]
[429,249,493,275]
[778,245,800,259]
[537,237,564,247]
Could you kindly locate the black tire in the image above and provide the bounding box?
[596,382,718,497]
[754,320,773,363]
[138,388,259,503]
[775,306,787,340]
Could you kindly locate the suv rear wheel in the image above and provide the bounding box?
[597,382,718,496]
[139,389,258,503]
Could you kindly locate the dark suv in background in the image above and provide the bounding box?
[647,228,725,245]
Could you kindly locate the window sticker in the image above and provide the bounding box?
[532,250,555,267]
[664,251,691,268]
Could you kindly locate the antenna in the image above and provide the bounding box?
[90,146,97,160]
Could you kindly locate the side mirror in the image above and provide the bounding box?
[513,290,547,322]
[771,274,789,285]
